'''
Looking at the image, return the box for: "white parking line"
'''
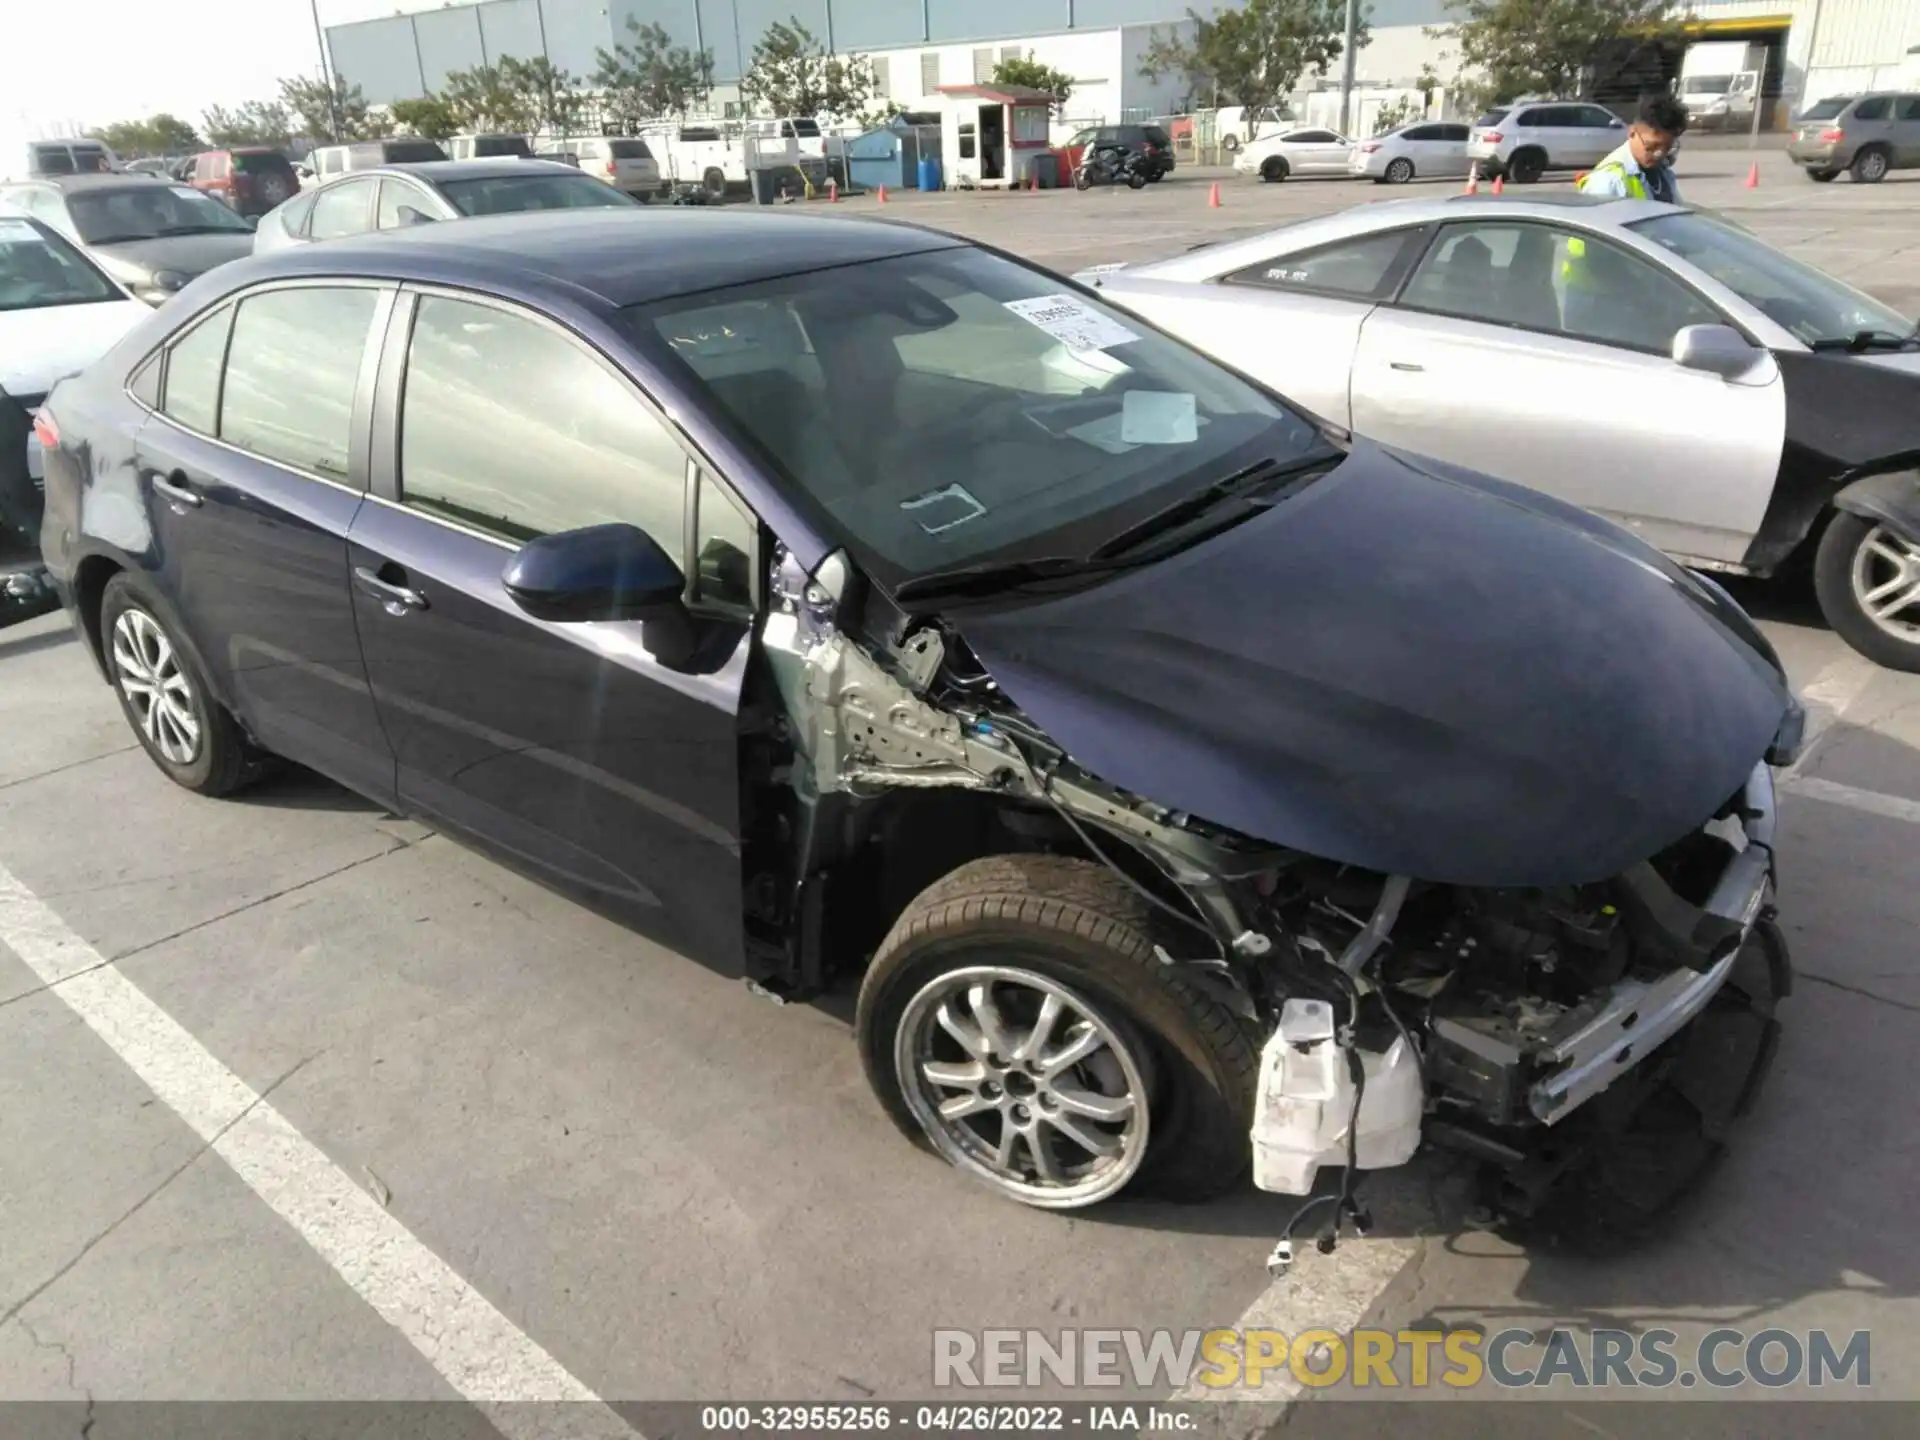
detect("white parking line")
[1788,651,1878,777]
[1783,774,1920,826]
[0,859,639,1440]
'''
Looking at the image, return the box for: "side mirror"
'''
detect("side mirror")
[1671,323,1763,380]
[395,205,435,226]
[501,523,685,623]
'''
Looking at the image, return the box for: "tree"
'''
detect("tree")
[279,75,389,143]
[739,18,877,123]
[97,113,203,157]
[1371,94,1418,133]
[1434,0,1689,106]
[201,101,294,148]
[389,96,462,141]
[1138,0,1366,137]
[593,18,715,122]
[990,52,1076,116]
[438,64,535,133]
[499,55,587,135]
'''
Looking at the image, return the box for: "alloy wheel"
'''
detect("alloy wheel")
[111,608,201,765]
[1858,150,1889,182]
[1385,158,1414,183]
[895,966,1150,1208]
[1849,523,1920,641]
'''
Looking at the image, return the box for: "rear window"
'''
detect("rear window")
[608,139,654,159]
[437,173,639,216]
[474,136,533,157]
[1143,126,1172,147]
[1474,109,1509,128]
[1798,97,1852,121]
[384,140,450,163]
[233,151,293,175]
[783,119,823,137]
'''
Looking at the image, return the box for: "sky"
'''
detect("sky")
[1,0,433,148]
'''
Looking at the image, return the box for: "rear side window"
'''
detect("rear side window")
[1441,124,1470,141]
[129,354,161,409]
[1291,129,1340,143]
[279,190,318,236]
[475,136,533,157]
[309,179,374,240]
[608,139,653,159]
[233,151,292,177]
[1798,97,1851,120]
[384,140,450,163]
[1222,230,1421,299]
[1474,110,1509,127]
[1402,125,1438,141]
[1514,108,1553,127]
[220,287,379,480]
[1898,96,1920,121]
[160,305,233,435]
[1852,96,1892,120]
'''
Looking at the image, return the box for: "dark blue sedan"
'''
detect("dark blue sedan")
[36,209,1798,1219]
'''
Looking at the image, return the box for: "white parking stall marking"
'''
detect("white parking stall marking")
[0,859,640,1440]
[1788,651,1878,778]
[1782,774,1920,827]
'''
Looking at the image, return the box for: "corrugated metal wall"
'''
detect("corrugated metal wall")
[1806,0,1920,68]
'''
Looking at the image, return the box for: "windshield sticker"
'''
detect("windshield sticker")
[900,484,987,535]
[0,218,42,242]
[1004,294,1140,352]
[1120,391,1198,445]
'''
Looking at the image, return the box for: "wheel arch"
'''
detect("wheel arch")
[1833,459,1920,547]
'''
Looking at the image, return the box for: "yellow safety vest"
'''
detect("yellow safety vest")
[1564,162,1651,284]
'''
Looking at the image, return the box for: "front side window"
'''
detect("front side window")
[0,216,122,311]
[64,184,253,244]
[435,174,638,216]
[631,246,1327,588]
[308,179,375,240]
[1630,209,1910,347]
[377,180,435,229]
[1222,230,1420,299]
[398,295,688,549]
[691,469,756,612]
[1291,130,1339,144]
[1578,106,1622,128]
[220,287,379,479]
[160,305,233,435]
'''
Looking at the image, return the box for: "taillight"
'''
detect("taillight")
[1359,142,1381,152]
[605,160,617,176]
[32,412,58,450]
[1820,127,1845,141]
[1481,130,1503,143]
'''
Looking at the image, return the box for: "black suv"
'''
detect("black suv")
[1066,123,1176,180]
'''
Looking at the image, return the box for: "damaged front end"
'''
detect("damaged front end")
[747,512,1798,1233]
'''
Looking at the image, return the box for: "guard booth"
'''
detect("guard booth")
[934,84,1057,188]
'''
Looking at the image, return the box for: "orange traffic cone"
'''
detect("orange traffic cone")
[1575,171,1589,186]
[1491,174,1504,195]
[1745,161,1760,189]
[1208,181,1221,208]
[827,178,838,202]
[877,184,888,204]
[1464,164,1480,195]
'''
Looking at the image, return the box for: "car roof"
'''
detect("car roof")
[219,208,968,309]
[14,174,170,192]
[370,159,570,182]
[1102,193,1683,282]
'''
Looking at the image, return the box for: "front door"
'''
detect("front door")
[133,281,397,803]
[1350,219,1785,565]
[346,289,755,971]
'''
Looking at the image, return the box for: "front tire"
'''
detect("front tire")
[1126,171,1147,189]
[1813,511,1920,671]
[100,574,265,795]
[1260,156,1288,183]
[856,855,1256,1208]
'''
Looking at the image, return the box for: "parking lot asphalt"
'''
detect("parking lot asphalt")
[4,143,1919,1434]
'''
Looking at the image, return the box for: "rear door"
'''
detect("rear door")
[1893,95,1920,165]
[130,281,397,801]
[1846,94,1895,155]
[307,177,377,241]
[346,287,754,971]
[1350,219,1785,564]
[1287,129,1349,174]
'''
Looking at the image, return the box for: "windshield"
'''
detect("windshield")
[1797,97,1852,121]
[628,246,1327,590]
[0,216,121,311]
[1631,210,1910,346]
[1682,75,1733,95]
[476,136,533,157]
[65,184,253,243]
[437,173,639,215]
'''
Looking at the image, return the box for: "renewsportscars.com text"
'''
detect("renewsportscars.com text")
[932,1327,1872,1391]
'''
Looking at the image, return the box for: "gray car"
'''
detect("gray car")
[1786,92,1920,183]
[1077,192,1920,670]
[1348,121,1472,183]
[253,159,639,253]
[0,175,255,305]
[1466,100,1628,183]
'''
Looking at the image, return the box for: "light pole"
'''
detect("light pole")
[1338,0,1359,136]
[308,0,344,141]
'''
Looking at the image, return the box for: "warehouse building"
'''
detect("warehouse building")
[322,0,1920,128]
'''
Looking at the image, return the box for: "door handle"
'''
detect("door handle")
[353,565,428,613]
[1389,361,1425,373]
[150,470,201,507]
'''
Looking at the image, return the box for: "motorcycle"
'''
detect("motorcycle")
[1074,143,1150,191]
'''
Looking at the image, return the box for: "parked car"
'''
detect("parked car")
[1078,191,1920,670]
[0,215,146,558]
[446,133,533,161]
[1467,101,1627,183]
[1232,128,1355,182]
[1349,121,1472,183]
[308,139,451,182]
[122,158,175,177]
[24,138,117,177]
[1786,92,1920,182]
[188,147,300,217]
[36,208,1797,1223]
[253,160,639,253]
[0,175,255,305]
[565,136,664,198]
[1061,124,1175,181]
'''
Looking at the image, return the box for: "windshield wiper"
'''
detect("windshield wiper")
[78,233,154,246]
[892,554,1132,604]
[1089,449,1343,561]
[1808,328,1920,353]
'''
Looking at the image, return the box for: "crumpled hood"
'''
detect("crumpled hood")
[92,233,253,284]
[958,440,1793,889]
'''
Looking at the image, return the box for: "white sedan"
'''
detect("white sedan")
[1232,128,1356,182]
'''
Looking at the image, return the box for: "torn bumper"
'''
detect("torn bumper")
[1529,761,1777,1125]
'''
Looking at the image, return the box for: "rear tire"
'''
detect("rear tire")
[1813,510,1920,671]
[1126,171,1147,189]
[99,573,269,796]
[1507,148,1546,184]
[702,166,727,197]
[1807,168,1839,183]
[856,854,1257,1208]
[1384,157,1415,184]
[1851,146,1890,183]
[1260,156,1288,183]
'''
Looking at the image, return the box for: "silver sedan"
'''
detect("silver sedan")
[1076,193,1920,670]
[1348,121,1474,183]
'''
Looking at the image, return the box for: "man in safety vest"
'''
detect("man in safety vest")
[1561,93,1689,336]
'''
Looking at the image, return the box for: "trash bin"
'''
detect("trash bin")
[917,156,942,192]
[750,166,799,205]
